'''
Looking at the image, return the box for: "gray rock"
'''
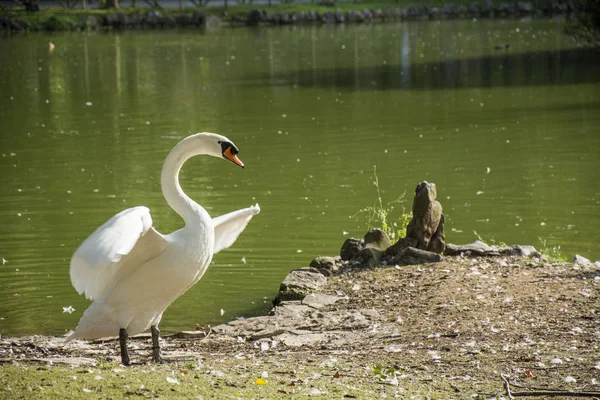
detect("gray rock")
[175,14,194,26]
[385,236,418,259]
[347,10,365,22]
[144,10,162,26]
[191,11,206,25]
[442,4,456,16]
[206,15,221,28]
[500,245,540,258]
[364,228,392,251]
[322,11,335,23]
[247,9,264,26]
[85,15,98,29]
[305,11,318,22]
[573,254,591,265]
[405,181,445,254]
[281,13,292,24]
[274,330,329,348]
[302,293,342,309]
[444,240,495,256]
[309,256,341,276]
[389,8,402,18]
[356,247,384,267]
[212,315,274,338]
[517,1,534,13]
[164,16,176,27]
[455,5,468,15]
[388,246,443,266]
[341,238,364,261]
[406,7,421,18]
[481,0,495,14]
[167,330,209,339]
[446,241,542,259]
[340,230,392,267]
[274,268,327,304]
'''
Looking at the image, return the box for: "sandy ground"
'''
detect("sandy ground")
[1,255,599,398]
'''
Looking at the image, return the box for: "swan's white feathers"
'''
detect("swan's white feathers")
[70,206,168,301]
[213,203,260,254]
[67,133,259,346]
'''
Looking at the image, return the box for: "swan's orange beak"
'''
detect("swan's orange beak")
[224,147,245,168]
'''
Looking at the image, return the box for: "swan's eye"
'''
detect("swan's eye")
[220,141,239,155]
[220,141,244,168]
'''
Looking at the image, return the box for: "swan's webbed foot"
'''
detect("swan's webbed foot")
[119,328,130,366]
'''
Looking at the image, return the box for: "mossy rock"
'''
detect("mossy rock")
[273,268,327,305]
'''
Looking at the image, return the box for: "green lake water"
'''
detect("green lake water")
[1,19,599,337]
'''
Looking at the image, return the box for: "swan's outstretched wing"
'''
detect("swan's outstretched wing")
[212,204,260,254]
[70,206,168,301]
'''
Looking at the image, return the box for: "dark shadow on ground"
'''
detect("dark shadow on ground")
[257,47,600,91]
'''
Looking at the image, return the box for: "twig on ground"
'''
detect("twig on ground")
[501,374,600,398]
[203,325,212,340]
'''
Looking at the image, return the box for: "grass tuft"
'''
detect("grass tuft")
[538,237,569,263]
[354,166,412,240]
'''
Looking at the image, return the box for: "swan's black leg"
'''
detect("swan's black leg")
[151,325,165,363]
[119,328,130,366]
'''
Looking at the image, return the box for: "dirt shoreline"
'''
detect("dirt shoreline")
[2,253,599,398]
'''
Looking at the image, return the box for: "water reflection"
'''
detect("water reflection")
[270,47,600,90]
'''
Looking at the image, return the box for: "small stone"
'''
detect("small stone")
[309,256,340,276]
[573,254,591,265]
[445,241,494,256]
[363,229,392,251]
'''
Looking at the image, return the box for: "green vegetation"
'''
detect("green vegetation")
[1,0,563,30]
[0,0,577,33]
[0,360,437,399]
[0,363,249,399]
[472,232,569,263]
[565,0,600,47]
[473,230,507,247]
[355,166,412,240]
[538,237,569,263]
[372,363,400,381]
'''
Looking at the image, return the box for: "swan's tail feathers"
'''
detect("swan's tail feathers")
[64,301,121,342]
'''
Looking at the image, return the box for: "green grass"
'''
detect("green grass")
[1,363,243,399]
[354,166,412,240]
[538,237,569,263]
[0,359,443,399]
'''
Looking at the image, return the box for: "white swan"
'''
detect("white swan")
[65,132,260,365]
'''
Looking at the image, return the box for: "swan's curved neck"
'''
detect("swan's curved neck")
[160,136,212,224]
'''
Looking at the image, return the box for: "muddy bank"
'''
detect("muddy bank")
[2,251,599,397]
[1,1,572,33]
